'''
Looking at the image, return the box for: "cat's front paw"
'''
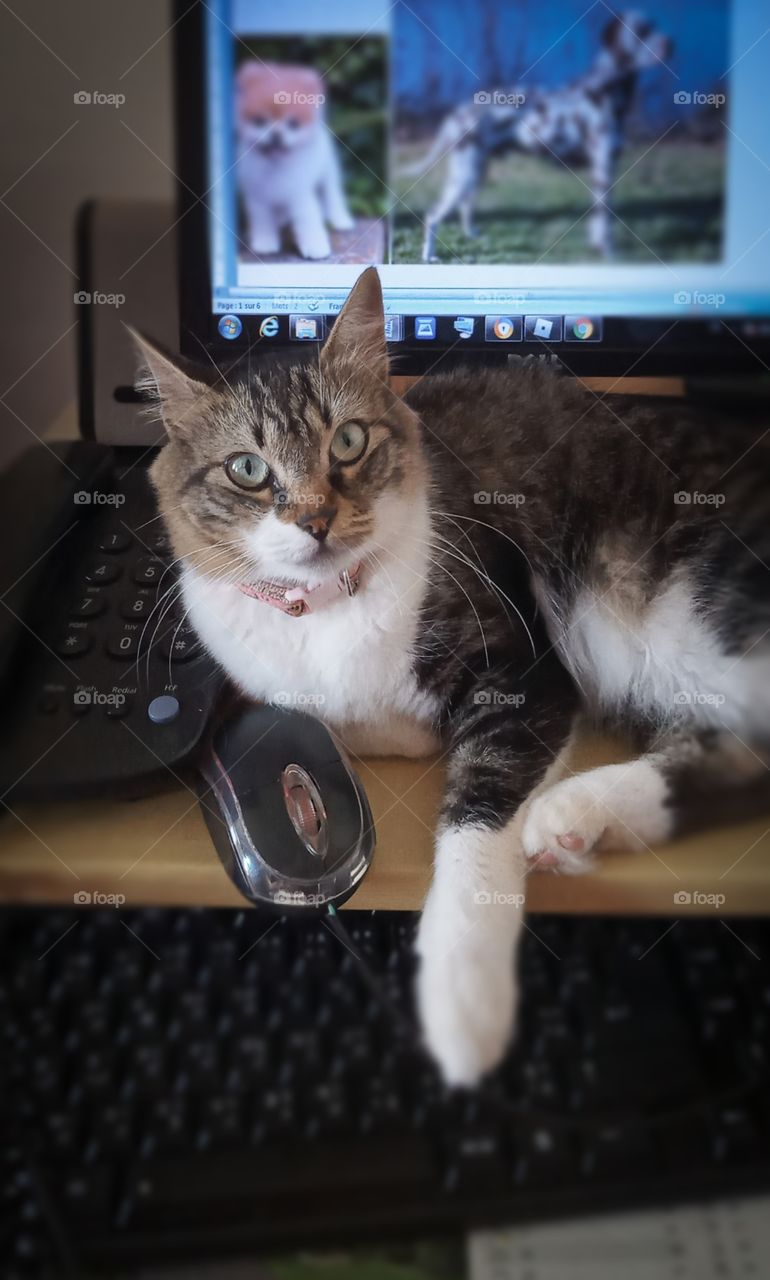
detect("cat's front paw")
[415,891,519,1086]
[522,777,607,873]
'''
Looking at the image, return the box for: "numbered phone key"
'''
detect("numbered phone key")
[133,558,166,587]
[120,593,153,621]
[70,592,107,619]
[85,559,122,585]
[106,628,142,660]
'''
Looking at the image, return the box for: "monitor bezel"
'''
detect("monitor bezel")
[174,0,770,378]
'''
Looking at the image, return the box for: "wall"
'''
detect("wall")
[0,0,175,468]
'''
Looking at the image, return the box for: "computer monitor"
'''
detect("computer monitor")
[176,0,770,374]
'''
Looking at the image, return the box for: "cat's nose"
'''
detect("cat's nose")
[296,507,336,543]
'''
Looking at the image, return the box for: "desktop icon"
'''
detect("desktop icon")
[453,316,475,340]
[259,316,280,338]
[565,315,603,342]
[290,315,321,341]
[414,316,436,340]
[217,314,242,340]
[525,315,563,342]
[484,315,523,342]
[384,315,404,342]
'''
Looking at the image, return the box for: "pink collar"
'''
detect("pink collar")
[235,562,362,617]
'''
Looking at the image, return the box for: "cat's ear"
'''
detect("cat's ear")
[130,329,211,435]
[321,267,387,382]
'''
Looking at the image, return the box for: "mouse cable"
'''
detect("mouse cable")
[323,904,419,1044]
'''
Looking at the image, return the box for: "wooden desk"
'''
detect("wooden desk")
[2,379,768,915]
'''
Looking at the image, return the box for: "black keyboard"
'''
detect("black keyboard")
[3,907,769,1276]
[0,445,224,800]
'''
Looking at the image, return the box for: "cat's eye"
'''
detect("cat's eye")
[225,452,271,490]
[330,422,367,465]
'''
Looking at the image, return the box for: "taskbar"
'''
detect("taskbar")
[209,311,770,356]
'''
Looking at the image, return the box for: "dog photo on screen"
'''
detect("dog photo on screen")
[234,35,387,264]
[392,0,727,264]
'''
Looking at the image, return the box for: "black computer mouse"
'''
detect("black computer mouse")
[197,704,375,910]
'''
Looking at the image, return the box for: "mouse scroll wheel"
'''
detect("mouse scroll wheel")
[281,764,328,859]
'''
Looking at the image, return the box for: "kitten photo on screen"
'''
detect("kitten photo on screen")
[236,61,354,260]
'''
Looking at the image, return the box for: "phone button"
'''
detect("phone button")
[147,695,180,724]
[99,530,132,554]
[120,594,153,620]
[106,695,132,719]
[133,557,166,586]
[106,628,141,660]
[85,559,122,585]
[70,592,107,619]
[56,630,93,656]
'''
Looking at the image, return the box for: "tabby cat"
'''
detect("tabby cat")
[139,269,770,1085]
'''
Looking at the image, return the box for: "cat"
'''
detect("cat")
[138,268,770,1087]
[235,60,354,260]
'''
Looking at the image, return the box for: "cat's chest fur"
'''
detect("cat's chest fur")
[181,545,442,757]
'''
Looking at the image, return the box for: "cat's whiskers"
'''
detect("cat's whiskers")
[135,538,247,685]
[426,517,538,659]
[431,510,536,577]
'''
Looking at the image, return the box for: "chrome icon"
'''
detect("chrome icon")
[571,317,594,340]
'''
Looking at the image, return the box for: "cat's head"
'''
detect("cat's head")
[138,269,424,588]
[236,60,324,154]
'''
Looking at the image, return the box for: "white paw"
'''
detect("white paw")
[297,232,332,259]
[522,777,607,874]
[329,213,355,232]
[249,234,280,256]
[415,890,519,1086]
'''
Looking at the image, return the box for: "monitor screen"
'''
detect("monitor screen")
[177,0,770,372]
